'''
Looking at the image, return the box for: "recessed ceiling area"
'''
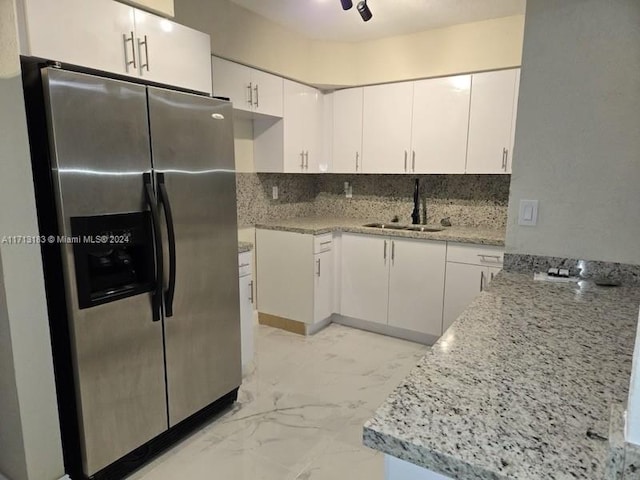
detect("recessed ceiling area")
[229,0,526,42]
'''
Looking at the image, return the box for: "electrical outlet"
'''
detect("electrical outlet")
[272,185,278,200]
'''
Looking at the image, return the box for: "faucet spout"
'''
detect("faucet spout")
[411,178,420,225]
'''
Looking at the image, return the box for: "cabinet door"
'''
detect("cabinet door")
[387,239,446,336]
[22,0,135,76]
[238,273,254,373]
[466,69,518,174]
[411,76,470,174]
[362,82,414,173]
[442,262,485,333]
[134,10,212,94]
[211,56,253,112]
[251,69,284,117]
[313,250,333,323]
[332,88,364,173]
[283,79,322,173]
[340,234,390,325]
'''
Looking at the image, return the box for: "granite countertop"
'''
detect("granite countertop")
[254,217,505,246]
[364,272,640,479]
[238,241,254,253]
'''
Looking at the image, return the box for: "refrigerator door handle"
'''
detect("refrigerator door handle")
[157,173,176,318]
[143,173,163,322]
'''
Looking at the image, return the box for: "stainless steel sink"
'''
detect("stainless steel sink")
[405,226,444,232]
[362,223,408,230]
[362,223,445,233]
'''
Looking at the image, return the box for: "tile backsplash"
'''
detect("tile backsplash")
[236,173,510,229]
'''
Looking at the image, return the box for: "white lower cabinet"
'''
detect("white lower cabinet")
[314,249,334,325]
[256,229,333,328]
[238,251,254,375]
[340,234,390,325]
[442,243,504,333]
[340,233,447,338]
[387,238,446,336]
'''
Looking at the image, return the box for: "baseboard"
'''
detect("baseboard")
[258,312,332,336]
[258,312,306,335]
[333,315,438,346]
[305,316,332,335]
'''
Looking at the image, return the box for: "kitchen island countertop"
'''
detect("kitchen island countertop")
[255,217,505,246]
[364,272,640,479]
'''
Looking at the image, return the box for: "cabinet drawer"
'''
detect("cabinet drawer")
[446,243,504,266]
[314,234,333,254]
[238,251,252,277]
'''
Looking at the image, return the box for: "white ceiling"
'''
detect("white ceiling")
[229,0,526,42]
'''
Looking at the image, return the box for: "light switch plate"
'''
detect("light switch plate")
[518,199,538,226]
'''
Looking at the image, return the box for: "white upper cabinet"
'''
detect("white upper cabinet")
[133,10,211,94]
[251,69,284,117]
[19,0,212,94]
[362,82,414,173]
[211,56,252,109]
[283,79,324,173]
[411,75,471,174]
[466,69,519,174]
[20,0,135,76]
[332,88,364,174]
[211,56,283,117]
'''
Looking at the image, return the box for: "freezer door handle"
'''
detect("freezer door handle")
[143,173,163,322]
[157,173,176,317]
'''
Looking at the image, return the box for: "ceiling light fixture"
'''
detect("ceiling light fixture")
[340,0,353,10]
[357,0,373,21]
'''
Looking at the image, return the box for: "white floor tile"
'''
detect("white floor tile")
[125,324,426,479]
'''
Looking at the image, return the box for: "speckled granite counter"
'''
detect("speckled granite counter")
[364,272,640,479]
[255,217,505,246]
[238,241,253,253]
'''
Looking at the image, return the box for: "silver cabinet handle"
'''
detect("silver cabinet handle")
[248,82,254,106]
[316,258,321,277]
[254,84,259,108]
[305,151,309,169]
[490,272,495,282]
[480,271,485,292]
[384,240,387,261]
[355,152,359,172]
[412,151,416,172]
[478,254,502,262]
[404,151,408,172]
[249,280,254,303]
[123,32,136,71]
[502,148,508,171]
[138,35,149,72]
[391,240,395,262]
[300,151,305,169]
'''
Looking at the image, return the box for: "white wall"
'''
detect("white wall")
[118,0,174,17]
[505,0,640,265]
[0,1,65,479]
[175,0,524,87]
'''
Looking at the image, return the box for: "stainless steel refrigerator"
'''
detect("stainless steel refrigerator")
[31,66,241,478]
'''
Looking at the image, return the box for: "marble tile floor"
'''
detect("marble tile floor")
[127,324,428,480]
